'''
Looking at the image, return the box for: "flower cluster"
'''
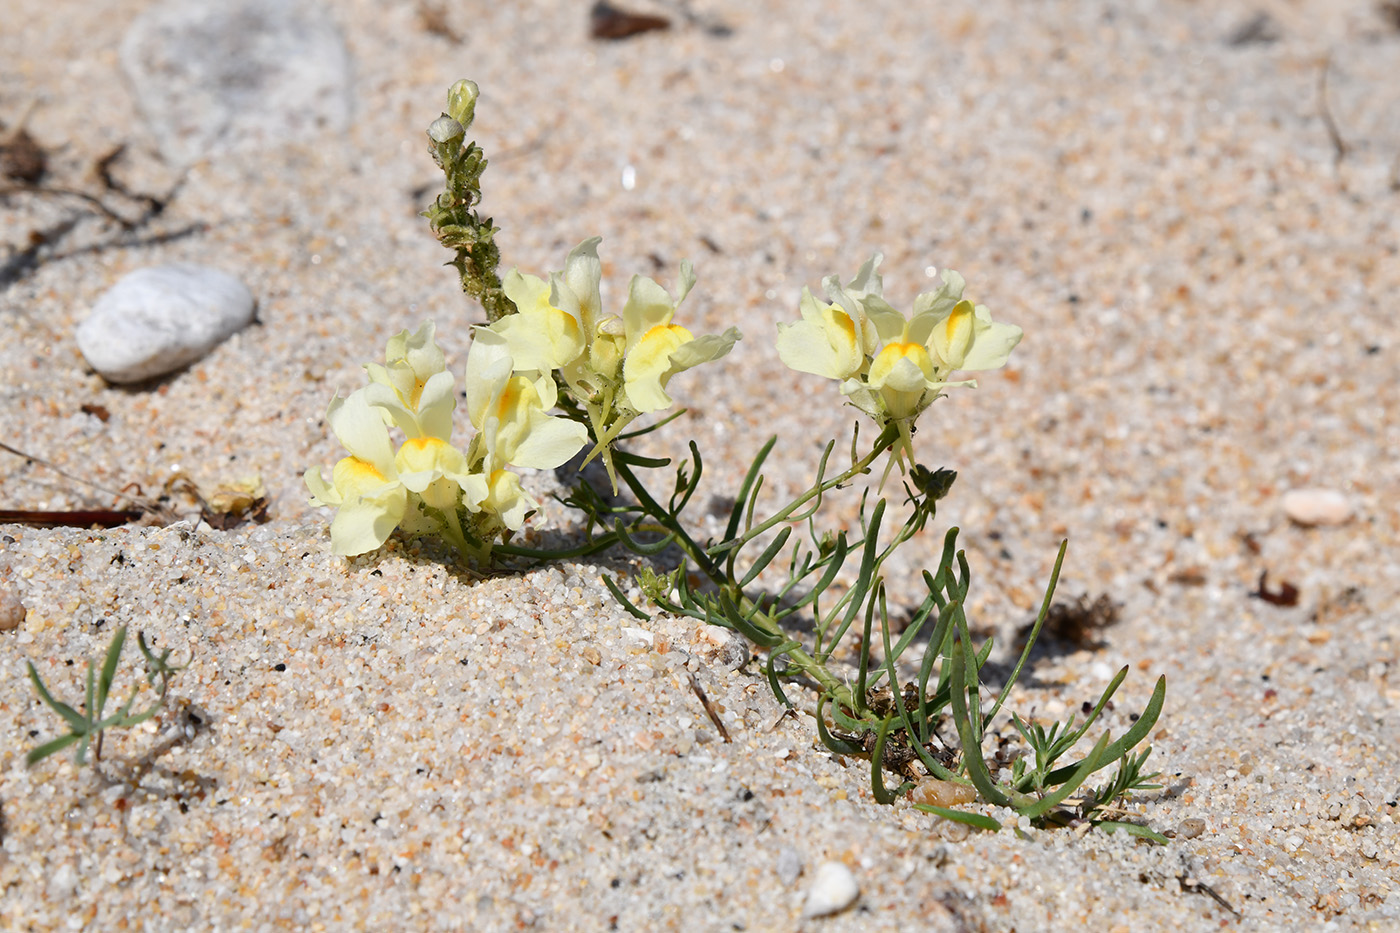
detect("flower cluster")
[491,238,741,489]
[777,255,1022,473]
[305,241,742,559]
[304,322,587,558]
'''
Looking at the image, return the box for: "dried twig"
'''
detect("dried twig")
[687,672,731,743]
[0,440,175,524]
[1317,54,1350,178]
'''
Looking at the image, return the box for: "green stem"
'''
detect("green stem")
[718,423,900,554]
[607,439,905,710]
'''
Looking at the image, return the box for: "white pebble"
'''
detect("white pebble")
[76,264,256,383]
[801,861,859,918]
[1281,488,1353,527]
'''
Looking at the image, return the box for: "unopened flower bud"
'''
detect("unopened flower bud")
[446,79,480,127]
[428,115,464,145]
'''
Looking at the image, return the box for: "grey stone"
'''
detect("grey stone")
[120,0,352,167]
[775,846,803,887]
[77,264,256,384]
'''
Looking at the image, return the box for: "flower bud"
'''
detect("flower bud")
[428,115,464,145]
[446,79,480,128]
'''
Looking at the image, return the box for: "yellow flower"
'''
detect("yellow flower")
[304,390,408,556]
[489,267,587,374]
[618,260,740,413]
[394,435,472,512]
[779,260,1022,478]
[775,255,885,381]
[363,321,455,439]
[464,328,588,471]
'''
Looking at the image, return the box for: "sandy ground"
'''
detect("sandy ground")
[2,0,1399,930]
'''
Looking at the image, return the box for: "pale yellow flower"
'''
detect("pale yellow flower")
[780,260,1022,479]
[464,328,588,471]
[618,261,740,413]
[775,255,886,381]
[364,322,455,439]
[489,267,587,374]
[304,389,409,556]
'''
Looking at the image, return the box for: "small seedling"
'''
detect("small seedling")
[26,625,187,769]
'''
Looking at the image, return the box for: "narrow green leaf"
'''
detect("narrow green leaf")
[776,536,843,615]
[785,440,837,523]
[612,517,675,556]
[1060,666,1128,748]
[617,407,687,440]
[611,450,671,468]
[601,574,651,620]
[949,637,1010,806]
[914,804,1002,832]
[853,586,880,715]
[671,441,704,514]
[980,539,1067,726]
[723,436,777,542]
[827,700,866,733]
[96,627,129,712]
[1044,676,1167,786]
[883,606,958,781]
[717,593,783,648]
[815,694,865,755]
[738,526,792,588]
[956,616,984,747]
[741,475,766,534]
[1020,730,1113,819]
[763,642,802,707]
[25,733,83,766]
[916,599,959,742]
[27,663,89,732]
[102,700,162,731]
[833,499,886,650]
[870,716,905,805]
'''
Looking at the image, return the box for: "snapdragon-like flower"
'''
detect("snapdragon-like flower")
[618,261,741,414]
[304,389,409,556]
[775,255,886,382]
[462,328,589,532]
[487,238,740,490]
[364,322,455,439]
[779,258,1022,475]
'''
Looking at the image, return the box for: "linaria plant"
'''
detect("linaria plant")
[305,80,1168,836]
[26,626,187,773]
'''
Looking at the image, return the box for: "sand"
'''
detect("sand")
[2,0,1398,929]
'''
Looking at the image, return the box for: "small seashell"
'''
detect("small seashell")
[801,861,859,918]
[0,587,25,632]
[1281,488,1353,527]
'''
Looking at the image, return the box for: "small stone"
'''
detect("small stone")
[77,265,256,383]
[120,0,352,166]
[0,587,24,631]
[1175,818,1206,839]
[1281,488,1353,527]
[775,846,803,887]
[909,779,978,809]
[699,625,749,670]
[801,861,859,918]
